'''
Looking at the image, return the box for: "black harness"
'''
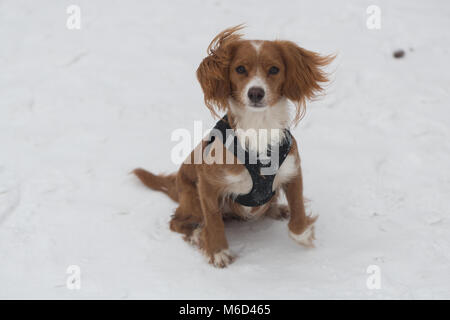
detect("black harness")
[206,115,293,207]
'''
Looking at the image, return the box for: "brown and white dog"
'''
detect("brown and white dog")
[134,26,333,268]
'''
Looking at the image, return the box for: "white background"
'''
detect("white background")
[1,0,449,299]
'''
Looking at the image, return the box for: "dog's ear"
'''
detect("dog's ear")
[276,41,334,124]
[197,25,244,118]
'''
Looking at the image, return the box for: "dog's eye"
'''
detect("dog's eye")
[268,66,279,75]
[236,66,246,74]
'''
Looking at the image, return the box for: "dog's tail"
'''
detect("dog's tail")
[133,168,178,202]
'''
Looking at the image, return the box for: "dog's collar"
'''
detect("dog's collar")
[206,115,292,207]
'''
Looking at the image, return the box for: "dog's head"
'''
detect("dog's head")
[196,25,334,124]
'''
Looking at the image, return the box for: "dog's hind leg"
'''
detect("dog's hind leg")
[169,181,204,246]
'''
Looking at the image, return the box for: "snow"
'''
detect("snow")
[1,0,450,299]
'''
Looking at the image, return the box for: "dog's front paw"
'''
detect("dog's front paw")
[289,216,317,248]
[208,249,235,268]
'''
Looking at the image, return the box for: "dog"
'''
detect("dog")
[134,25,333,268]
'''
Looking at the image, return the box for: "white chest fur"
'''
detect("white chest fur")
[230,98,290,155]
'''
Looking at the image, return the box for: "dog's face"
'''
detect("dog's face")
[228,41,286,111]
[197,25,333,123]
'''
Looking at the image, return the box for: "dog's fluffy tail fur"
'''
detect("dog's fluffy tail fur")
[133,168,178,202]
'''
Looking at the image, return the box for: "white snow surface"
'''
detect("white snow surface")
[1,0,450,299]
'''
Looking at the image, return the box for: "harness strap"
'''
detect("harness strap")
[206,115,293,207]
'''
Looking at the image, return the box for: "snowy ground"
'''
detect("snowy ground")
[1,0,450,299]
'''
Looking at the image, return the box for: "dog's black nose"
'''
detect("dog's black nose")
[247,87,265,103]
